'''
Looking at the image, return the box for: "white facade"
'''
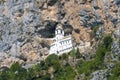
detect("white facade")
[49,24,73,55]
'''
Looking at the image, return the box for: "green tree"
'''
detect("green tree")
[45,54,60,71]
[69,48,76,57]
[112,62,120,77]
[61,53,68,60]
[54,63,76,80]
[0,69,9,80]
[76,48,81,59]
[9,62,27,80]
[108,62,120,80]
[0,62,27,80]
[91,26,99,39]
[103,35,113,51]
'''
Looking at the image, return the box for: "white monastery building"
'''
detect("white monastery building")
[49,23,73,55]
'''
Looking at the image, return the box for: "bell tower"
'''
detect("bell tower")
[55,23,64,40]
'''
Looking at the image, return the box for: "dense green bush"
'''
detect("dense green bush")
[76,46,106,76]
[0,62,27,80]
[102,35,113,51]
[108,62,120,80]
[45,54,60,71]
[54,63,76,80]
[61,53,68,60]
[69,48,81,59]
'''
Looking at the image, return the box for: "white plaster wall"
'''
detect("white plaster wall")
[49,36,73,55]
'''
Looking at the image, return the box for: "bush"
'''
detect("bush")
[76,48,81,59]
[69,48,76,57]
[103,35,113,51]
[91,26,99,38]
[76,43,106,76]
[69,48,81,59]
[54,63,76,80]
[108,62,120,80]
[0,62,27,80]
[112,62,120,77]
[45,54,60,71]
[61,53,68,60]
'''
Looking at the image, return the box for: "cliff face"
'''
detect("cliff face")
[0,0,120,67]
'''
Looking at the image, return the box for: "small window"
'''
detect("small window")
[15,0,18,2]
[53,40,56,42]
[29,0,32,3]
[61,30,62,34]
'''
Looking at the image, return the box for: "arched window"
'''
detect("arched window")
[61,30,62,34]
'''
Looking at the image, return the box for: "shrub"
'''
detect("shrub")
[102,35,113,51]
[45,54,60,71]
[108,62,120,80]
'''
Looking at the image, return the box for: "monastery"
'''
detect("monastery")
[49,23,73,55]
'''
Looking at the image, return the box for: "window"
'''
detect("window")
[14,0,18,3]
[60,42,62,45]
[61,30,62,34]
[28,0,32,3]
[53,39,56,42]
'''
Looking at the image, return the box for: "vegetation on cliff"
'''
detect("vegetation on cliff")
[0,35,119,80]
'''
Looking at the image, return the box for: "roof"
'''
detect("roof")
[56,23,63,30]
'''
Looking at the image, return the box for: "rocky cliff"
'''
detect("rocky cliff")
[0,0,120,69]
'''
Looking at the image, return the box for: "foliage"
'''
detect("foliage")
[112,62,120,77]
[54,63,76,80]
[91,26,99,38]
[76,48,81,59]
[0,62,27,80]
[76,39,107,76]
[108,62,120,80]
[69,48,81,59]
[61,53,68,60]
[48,33,55,38]
[0,35,114,80]
[45,54,60,71]
[94,44,106,66]
[102,35,113,51]
[69,48,76,57]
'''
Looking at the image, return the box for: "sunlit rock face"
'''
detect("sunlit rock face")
[0,0,120,67]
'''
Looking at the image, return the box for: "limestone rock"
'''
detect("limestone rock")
[91,70,108,80]
[0,0,120,67]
